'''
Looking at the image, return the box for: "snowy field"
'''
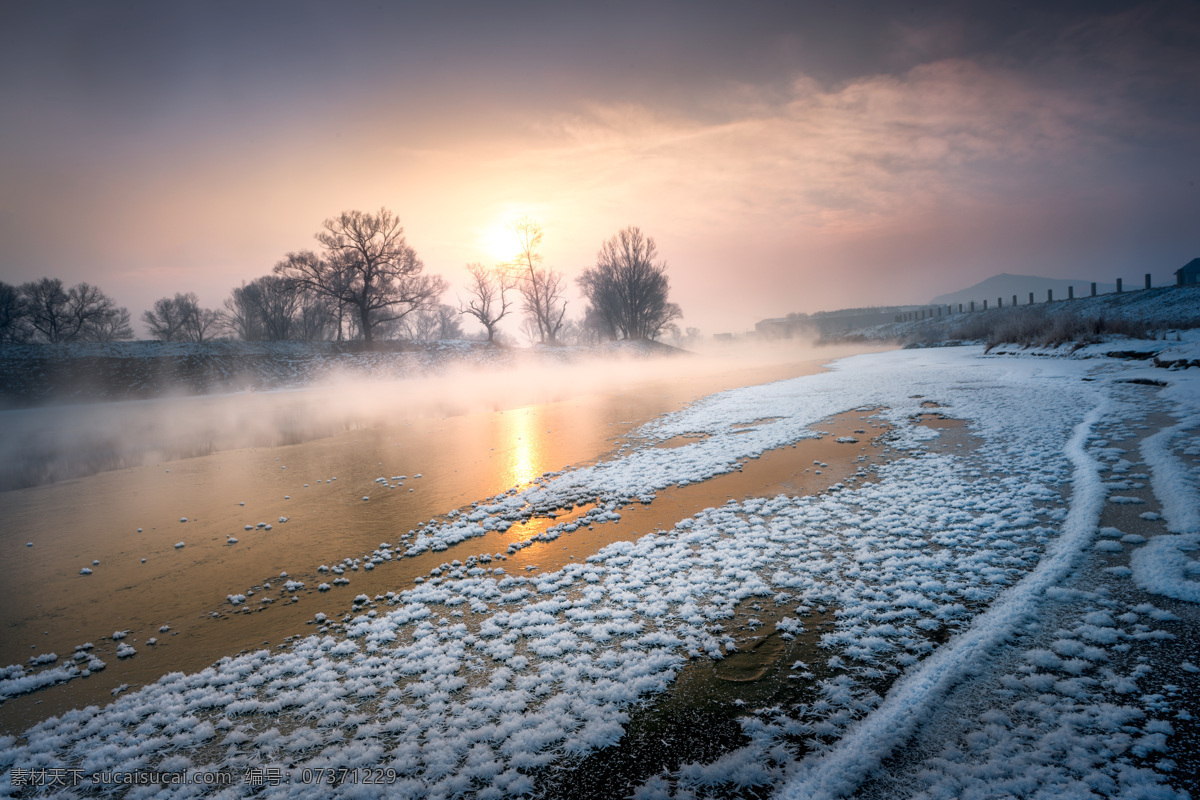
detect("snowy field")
[3,338,1200,799]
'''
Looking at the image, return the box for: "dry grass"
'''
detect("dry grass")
[982,310,1149,351]
[901,308,1158,350]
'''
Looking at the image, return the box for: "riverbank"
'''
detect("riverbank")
[3,342,1198,799]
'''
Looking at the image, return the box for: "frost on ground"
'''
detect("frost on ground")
[3,347,1199,799]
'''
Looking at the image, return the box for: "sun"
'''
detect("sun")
[479,221,519,265]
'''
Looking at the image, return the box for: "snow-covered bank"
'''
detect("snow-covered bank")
[3,345,1199,798]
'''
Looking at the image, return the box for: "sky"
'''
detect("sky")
[1,0,1198,336]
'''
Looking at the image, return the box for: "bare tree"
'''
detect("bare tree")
[4,280,132,344]
[518,317,542,346]
[86,305,134,342]
[295,293,336,341]
[224,276,304,341]
[19,279,131,343]
[143,292,220,342]
[256,276,302,341]
[20,278,77,343]
[578,226,681,340]
[223,283,265,342]
[435,304,463,339]
[65,284,107,337]
[669,326,703,350]
[0,282,32,344]
[143,294,192,341]
[271,251,351,342]
[555,317,583,346]
[459,263,513,343]
[78,285,133,342]
[186,306,224,343]
[275,208,447,343]
[406,306,441,340]
[402,305,461,340]
[509,217,567,344]
[581,305,616,344]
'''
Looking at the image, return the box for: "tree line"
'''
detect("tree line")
[0,279,133,344]
[1,208,683,346]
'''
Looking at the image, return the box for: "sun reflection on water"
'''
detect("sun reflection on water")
[506,407,540,490]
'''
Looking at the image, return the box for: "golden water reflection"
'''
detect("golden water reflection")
[505,407,541,490]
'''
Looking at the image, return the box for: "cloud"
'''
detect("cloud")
[492,55,1139,242]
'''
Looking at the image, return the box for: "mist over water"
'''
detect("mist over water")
[0,341,853,491]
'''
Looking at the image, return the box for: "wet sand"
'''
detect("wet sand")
[0,343,890,734]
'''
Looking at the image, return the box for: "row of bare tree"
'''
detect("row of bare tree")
[2,208,683,346]
[0,279,133,344]
[217,209,680,346]
[452,217,681,345]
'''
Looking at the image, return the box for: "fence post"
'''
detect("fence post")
[1029,292,1034,304]
[1068,286,1074,300]
[1117,278,1123,293]
[970,301,975,312]
[1048,289,1053,302]
[1145,273,1152,290]
[959,304,963,313]
[1013,294,1018,307]
[1091,282,1097,296]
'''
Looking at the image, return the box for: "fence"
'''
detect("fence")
[895,273,1167,322]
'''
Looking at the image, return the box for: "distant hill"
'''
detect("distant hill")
[931,273,1117,307]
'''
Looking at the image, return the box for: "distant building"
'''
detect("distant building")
[755,314,812,339]
[1177,258,1200,286]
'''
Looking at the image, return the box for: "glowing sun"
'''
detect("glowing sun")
[480,221,520,265]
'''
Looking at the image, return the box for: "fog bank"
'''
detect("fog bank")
[0,340,868,491]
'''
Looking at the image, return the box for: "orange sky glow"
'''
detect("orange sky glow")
[1,2,1197,337]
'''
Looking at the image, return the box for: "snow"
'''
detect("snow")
[5,342,1200,799]
[781,397,1113,798]
[1131,536,1200,603]
[1129,407,1200,604]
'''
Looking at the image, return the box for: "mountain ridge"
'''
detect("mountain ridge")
[931,273,1118,307]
